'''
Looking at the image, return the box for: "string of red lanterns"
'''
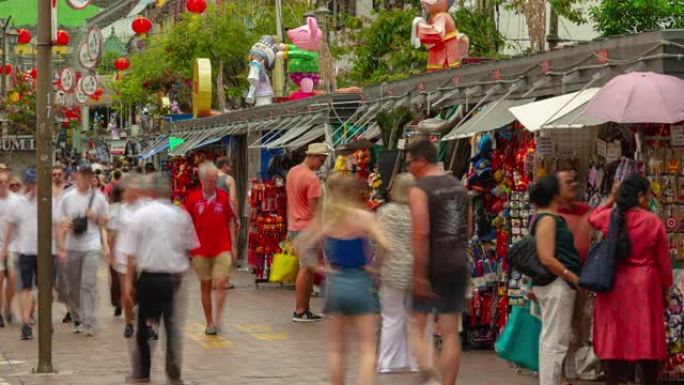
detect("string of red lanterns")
[17,29,31,45]
[114,57,130,72]
[186,0,207,15]
[56,30,70,46]
[132,16,152,36]
[0,64,12,75]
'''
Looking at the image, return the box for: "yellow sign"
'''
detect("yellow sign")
[192,58,212,118]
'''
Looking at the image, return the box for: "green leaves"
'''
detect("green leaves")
[113,0,309,111]
[337,6,503,86]
[505,0,587,25]
[453,7,505,57]
[337,9,426,86]
[589,0,684,36]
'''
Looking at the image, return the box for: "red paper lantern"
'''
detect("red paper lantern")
[0,64,12,75]
[30,68,37,79]
[186,0,207,14]
[132,16,152,36]
[56,30,69,46]
[17,29,31,45]
[114,57,130,71]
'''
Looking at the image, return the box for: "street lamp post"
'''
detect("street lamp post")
[36,0,54,373]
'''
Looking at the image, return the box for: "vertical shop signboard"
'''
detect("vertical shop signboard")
[536,136,554,157]
[671,125,684,147]
[595,138,607,160]
[606,140,621,164]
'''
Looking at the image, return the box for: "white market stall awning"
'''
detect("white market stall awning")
[443,98,532,140]
[509,88,605,132]
[265,114,324,149]
[285,125,326,151]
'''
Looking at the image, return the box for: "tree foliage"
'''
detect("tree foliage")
[504,0,587,24]
[589,0,684,36]
[6,77,36,135]
[113,0,308,112]
[337,6,504,86]
[338,9,426,86]
[453,6,505,57]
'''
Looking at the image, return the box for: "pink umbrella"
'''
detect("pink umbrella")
[584,72,684,124]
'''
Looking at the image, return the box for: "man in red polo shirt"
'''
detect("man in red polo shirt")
[184,162,234,335]
[557,170,601,381]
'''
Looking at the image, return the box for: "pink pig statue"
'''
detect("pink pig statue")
[278,17,322,100]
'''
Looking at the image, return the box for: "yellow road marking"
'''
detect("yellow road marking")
[234,324,289,341]
[184,322,232,349]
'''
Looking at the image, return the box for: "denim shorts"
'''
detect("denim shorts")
[324,269,379,316]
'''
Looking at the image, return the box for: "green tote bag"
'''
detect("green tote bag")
[494,304,541,372]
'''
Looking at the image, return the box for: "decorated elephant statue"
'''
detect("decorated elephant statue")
[246,35,279,106]
[411,0,470,72]
[278,16,321,101]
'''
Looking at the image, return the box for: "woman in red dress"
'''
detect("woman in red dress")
[588,175,672,385]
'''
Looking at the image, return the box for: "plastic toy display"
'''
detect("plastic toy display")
[278,16,321,101]
[246,35,279,106]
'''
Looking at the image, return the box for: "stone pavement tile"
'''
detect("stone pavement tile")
[0,268,550,385]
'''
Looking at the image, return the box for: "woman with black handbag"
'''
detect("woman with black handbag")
[588,174,672,385]
[529,176,582,385]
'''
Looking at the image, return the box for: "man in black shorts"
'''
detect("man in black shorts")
[406,140,472,385]
[2,170,40,340]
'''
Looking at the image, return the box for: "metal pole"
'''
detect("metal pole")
[274,0,286,99]
[36,0,54,373]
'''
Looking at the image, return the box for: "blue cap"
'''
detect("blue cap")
[23,169,37,184]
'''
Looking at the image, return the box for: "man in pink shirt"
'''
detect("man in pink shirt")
[286,143,328,322]
[557,170,601,381]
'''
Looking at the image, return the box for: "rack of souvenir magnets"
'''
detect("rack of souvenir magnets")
[247,179,288,286]
[504,191,533,307]
[643,145,684,267]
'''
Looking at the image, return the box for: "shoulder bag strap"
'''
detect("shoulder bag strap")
[85,189,95,214]
[606,208,619,240]
[530,213,552,235]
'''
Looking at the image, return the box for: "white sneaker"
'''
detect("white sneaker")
[73,323,83,334]
[84,327,95,337]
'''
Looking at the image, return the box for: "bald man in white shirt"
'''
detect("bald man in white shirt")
[120,173,198,385]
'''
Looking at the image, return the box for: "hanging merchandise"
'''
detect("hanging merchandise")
[247,179,287,284]
[664,282,684,382]
[465,239,500,349]
[462,126,536,349]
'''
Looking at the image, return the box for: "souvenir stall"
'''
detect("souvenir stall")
[334,139,384,210]
[170,149,223,203]
[461,124,536,349]
[167,135,243,201]
[633,123,684,382]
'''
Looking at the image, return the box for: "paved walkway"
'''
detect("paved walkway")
[0,268,542,385]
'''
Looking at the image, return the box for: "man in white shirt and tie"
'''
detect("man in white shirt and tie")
[120,173,199,385]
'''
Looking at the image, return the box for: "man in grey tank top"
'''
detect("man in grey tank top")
[406,140,472,385]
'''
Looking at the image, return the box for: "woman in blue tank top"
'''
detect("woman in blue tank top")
[296,173,390,385]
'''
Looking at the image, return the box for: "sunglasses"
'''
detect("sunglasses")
[9,183,20,188]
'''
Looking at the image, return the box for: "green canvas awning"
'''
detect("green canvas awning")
[0,1,102,28]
